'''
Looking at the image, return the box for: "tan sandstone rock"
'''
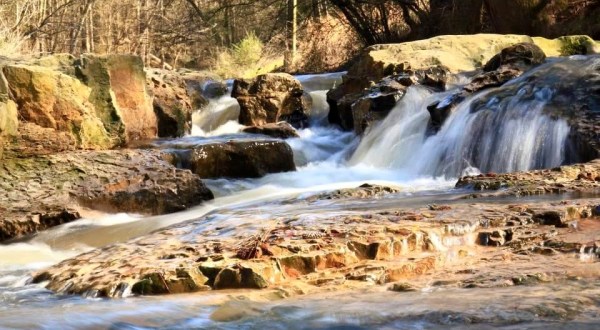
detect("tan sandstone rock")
[77,54,157,144]
[3,64,112,150]
[232,73,311,128]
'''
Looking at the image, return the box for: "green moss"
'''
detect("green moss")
[559,36,590,56]
[131,273,169,295]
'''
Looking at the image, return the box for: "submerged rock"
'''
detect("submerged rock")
[232,73,311,128]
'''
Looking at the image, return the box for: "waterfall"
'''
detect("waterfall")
[190,92,242,137]
[349,57,598,178]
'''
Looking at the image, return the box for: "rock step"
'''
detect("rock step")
[30,193,600,298]
[147,139,297,179]
[0,149,214,241]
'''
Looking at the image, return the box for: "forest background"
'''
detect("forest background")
[1,0,598,77]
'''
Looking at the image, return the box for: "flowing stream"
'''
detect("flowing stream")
[1,56,599,329]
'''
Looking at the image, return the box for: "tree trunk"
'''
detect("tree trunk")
[284,0,297,71]
[69,0,92,54]
[312,0,321,20]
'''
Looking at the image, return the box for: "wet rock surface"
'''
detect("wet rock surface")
[242,122,299,139]
[232,73,311,128]
[306,183,400,201]
[456,159,600,196]
[427,43,547,131]
[146,69,207,138]
[327,66,447,134]
[328,35,599,134]
[32,191,600,298]
[160,140,296,179]
[0,149,213,241]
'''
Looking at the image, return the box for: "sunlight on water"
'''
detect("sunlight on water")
[2,61,599,328]
[352,83,570,177]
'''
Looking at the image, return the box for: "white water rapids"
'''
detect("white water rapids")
[1,56,597,329]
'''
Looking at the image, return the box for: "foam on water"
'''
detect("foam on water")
[351,83,570,177]
[1,63,597,328]
[191,93,242,136]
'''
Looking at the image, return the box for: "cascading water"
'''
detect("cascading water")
[2,56,599,329]
[350,57,598,177]
[190,85,243,136]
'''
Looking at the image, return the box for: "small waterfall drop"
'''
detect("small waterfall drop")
[349,57,596,177]
[191,92,242,136]
[190,72,345,136]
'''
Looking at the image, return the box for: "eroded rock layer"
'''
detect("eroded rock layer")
[32,162,600,298]
[0,149,214,241]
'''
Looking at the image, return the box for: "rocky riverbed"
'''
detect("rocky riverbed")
[1,34,600,328]
[30,166,600,298]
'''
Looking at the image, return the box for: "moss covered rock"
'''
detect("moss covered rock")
[2,64,112,150]
[76,54,157,144]
[0,69,18,158]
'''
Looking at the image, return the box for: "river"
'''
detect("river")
[1,57,599,329]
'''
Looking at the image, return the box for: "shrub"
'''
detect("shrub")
[559,36,589,56]
[231,32,263,67]
[211,32,282,78]
[0,25,26,58]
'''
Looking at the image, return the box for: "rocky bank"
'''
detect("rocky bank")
[32,167,600,297]
[0,54,298,241]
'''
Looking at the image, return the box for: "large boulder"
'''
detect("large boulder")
[76,54,157,144]
[232,73,311,128]
[0,70,18,158]
[1,54,163,154]
[328,67,447,134]
[0,149,214,241]
[427,43,546,130]
[146,69,207,138]
[76,150,214,215]
[159,140,296,179]
[347,34,598,81]
[482,42,546,72]
[2,64,112,150]
[329,34,599,131]
[0,99,18,158]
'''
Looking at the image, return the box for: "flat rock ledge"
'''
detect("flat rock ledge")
[32,193,600,298]
[457,159,600,196]
[0,149,214,241]
[305,183,401,202]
